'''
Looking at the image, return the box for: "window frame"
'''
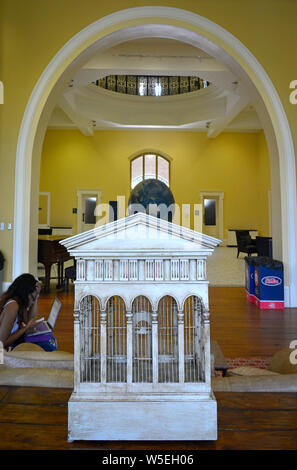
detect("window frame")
[130,153,171,189]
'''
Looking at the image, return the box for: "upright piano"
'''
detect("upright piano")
[38,236,72,293]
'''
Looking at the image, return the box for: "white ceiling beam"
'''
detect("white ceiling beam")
[58,95,94,136]
[74,66,234,85]
[207,92,251,138]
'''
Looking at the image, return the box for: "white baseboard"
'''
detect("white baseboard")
[284,285,297,308]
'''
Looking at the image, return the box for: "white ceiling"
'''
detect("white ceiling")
[48,38,262,136]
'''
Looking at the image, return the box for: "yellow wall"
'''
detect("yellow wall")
[40,129,271,239]
[1,0,297,281]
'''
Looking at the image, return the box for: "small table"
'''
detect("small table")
[211,340,229,377]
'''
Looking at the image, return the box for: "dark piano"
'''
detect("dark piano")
[38,237,72,293]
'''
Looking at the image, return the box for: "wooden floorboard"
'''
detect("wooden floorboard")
[0,422,70,450]
[0,286,296,450]
[216,392,297,410]
[0,388,296,450]
[218,408,297,431]
[0,387,10,402]
[1,386,72,405]
[0,403,67,426]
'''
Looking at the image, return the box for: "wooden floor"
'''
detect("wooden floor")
[1,285,297,451]
[38,285,297,357]
[0,387,297,450]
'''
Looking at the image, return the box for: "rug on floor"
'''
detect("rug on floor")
[215,356,272,377]
[227,356,271,369]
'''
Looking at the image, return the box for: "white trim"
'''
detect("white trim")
[268,189,272,238]
[13,7,297,306]
[128,149,173,162]
[284,286,290,308]
[38,191,51,228]
[200,191,224,243]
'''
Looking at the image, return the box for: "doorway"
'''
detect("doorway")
[200,191,224,242]
[38,192,51,229]
[77,190,101,233]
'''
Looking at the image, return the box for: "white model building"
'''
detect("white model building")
[61,212,220,441]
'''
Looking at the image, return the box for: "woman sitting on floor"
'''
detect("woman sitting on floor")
[0,273,57,351]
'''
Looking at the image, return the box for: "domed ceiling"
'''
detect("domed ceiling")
[48,38,261,136]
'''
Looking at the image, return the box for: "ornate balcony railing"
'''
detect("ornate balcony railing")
[93,75,211,96]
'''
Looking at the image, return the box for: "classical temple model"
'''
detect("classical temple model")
[61,213,220,441]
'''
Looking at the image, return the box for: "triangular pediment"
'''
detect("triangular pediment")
[60,213,221,255]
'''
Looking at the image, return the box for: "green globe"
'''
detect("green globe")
[128,179,175,221]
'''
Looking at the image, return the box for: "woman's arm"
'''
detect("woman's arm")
[0,302,35,349]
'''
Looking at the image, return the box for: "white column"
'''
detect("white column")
[73,309,80,391]
[178,311,184,383]
[194,297,200,377]
[152,311,158,384]
[202,310,211,386]
[77,259,85,280]
[100,309,107,383]
[126,311,133,383]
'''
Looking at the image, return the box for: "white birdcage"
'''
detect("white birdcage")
[61,213,220,441]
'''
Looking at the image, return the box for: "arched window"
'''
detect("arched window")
[130,153,170,189]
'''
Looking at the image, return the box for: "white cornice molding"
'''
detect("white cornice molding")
[60,212,221,251]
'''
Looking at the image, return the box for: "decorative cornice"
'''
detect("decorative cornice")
[60,212,221,251]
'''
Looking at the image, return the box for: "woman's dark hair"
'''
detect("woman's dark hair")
[0,273,37,312]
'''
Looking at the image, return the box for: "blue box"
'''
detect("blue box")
[245,256,268,304]
[254,259,284,309]
[245,256,257,303]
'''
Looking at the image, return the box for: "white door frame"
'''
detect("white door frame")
[12,7,297,306]
[77,189,102,234]
[200,191,224,243]
[38,191,51,228]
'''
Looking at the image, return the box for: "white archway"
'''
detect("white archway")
[13,7,297,306]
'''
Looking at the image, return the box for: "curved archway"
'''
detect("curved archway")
[131,295,153,314]
[182,293,205,312]
[13,6,297,306]
[79,293,102,311]
[156,293,181,313]
[128,148,173,163]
